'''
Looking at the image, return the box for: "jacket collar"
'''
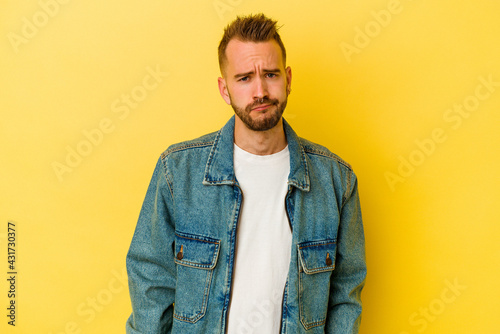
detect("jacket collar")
[203,116,310,192]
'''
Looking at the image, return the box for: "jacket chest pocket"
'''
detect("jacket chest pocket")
[297,239,336,330]
[173,231,220,323]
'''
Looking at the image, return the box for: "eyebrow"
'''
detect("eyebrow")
[233,68,281,79]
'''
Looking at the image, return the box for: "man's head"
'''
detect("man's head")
[218,13,287,75]
[217,14,292,132]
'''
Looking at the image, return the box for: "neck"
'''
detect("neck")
[234,117,287,155]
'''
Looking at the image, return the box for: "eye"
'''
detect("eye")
[238,76,249,82]
[266,73,277,78]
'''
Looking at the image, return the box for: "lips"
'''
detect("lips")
[252,104,272,111]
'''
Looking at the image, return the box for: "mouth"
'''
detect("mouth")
[251,104,272,112]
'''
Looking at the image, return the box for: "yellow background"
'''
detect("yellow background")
[1,0,499,333]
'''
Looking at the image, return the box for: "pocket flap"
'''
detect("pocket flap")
[298,239,336,274]
[174,232,220,270]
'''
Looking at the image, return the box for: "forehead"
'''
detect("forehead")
[224,39,284,73]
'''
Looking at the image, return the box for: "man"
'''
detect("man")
[126,13,366,333]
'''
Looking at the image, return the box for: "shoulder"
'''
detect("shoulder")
[298,137,358,201]
[298,137,353,172]
[160,130,218,159]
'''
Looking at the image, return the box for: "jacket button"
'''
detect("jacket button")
[176,245,184,260]
[326,252,332,266]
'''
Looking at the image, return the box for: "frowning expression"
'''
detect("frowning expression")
[218,39,292,131]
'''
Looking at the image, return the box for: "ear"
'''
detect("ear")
[218,77,231,105]
[285,66,292,95]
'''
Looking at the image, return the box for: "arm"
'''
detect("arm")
[126,158,176,333]
[326,171,367,333]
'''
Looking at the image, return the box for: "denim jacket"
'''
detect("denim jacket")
[126,116,366,333]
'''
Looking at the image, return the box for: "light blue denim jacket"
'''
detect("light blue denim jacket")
[126,116,366,333]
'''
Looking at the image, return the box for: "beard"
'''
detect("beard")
[230,96,288,131]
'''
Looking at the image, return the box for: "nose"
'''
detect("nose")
[253,77,268,101]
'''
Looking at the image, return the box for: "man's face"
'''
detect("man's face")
[218,39,292,132]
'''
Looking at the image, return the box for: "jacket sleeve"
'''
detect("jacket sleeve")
[326,171,367,333]
[126,157,176,333]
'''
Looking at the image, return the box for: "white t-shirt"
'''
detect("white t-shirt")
[227,144,292,334]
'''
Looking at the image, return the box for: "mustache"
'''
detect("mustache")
[246,98,279,112]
